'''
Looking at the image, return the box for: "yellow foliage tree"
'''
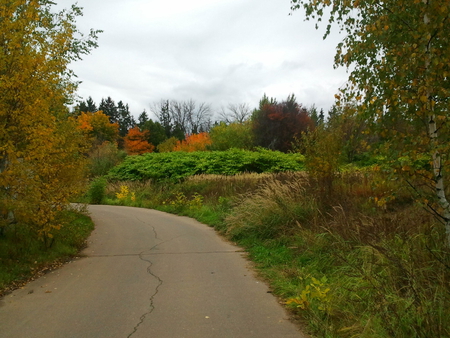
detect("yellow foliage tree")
[0,1,100,242]
[157,137,180,153]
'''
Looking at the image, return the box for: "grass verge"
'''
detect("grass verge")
[0,207,95,297]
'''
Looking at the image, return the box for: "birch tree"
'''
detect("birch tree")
[291,0,450,243]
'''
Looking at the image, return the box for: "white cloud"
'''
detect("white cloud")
[59,0,349,117]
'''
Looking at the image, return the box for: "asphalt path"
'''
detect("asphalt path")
[0,205,307,338]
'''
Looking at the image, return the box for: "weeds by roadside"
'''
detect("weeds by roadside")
[91,169,450,337]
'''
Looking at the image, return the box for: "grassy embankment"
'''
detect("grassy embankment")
[87,149,450,338]
[0,207,95,297]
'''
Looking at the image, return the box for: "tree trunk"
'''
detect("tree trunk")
[423,0,450,245]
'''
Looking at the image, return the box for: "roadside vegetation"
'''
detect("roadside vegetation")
[84,153,450,337]
[0,208,95,297]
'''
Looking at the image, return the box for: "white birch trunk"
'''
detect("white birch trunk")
[423,0,450,245]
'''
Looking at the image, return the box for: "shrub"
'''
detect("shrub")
[88,141,126,177]
[88,177,107,204]
[106,149,305,182]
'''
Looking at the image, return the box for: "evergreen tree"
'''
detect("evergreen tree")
[318,109,325,125]
[117,101,135,137]
[99,97,118,124]
[140,119,167,149]
[75,96,97,115]
[138,110,149,128]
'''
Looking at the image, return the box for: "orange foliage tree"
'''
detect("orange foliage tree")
[124,127,155,155]
[77,111,119,146]
[173,132,212,152]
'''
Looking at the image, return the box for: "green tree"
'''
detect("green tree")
[117,101,135,138]
[141,119,167,149]
[291,0,450,243]
[138,110,149,127]
[157,137,179,153]
[77,96,97,114]
[0,0,100,240]
[99,97,119,124]
[209,121,254,151]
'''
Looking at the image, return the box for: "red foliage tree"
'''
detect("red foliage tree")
[252,94,314,152]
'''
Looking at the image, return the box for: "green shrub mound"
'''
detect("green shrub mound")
[107,148,305,182]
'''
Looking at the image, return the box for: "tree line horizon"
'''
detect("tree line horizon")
[74,94,328,155]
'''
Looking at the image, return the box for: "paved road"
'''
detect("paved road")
[0,205,307,338]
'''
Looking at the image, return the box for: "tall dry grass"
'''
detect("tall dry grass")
[221,168,450,337]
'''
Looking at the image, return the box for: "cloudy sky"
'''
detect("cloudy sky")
[56,0,349,119]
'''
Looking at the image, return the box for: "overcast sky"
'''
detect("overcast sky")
[56,0,349,119]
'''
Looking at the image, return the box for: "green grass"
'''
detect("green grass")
[0,209,95,296]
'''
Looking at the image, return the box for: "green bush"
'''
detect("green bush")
[106,149,305,182]
[88,177,107,204]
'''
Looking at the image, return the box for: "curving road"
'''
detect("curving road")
[0,205,307,338]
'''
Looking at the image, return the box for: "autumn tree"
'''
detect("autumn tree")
[291,0,450,244]
[85,97,135,144]
[157,137,179,153]
[173,132,212,152]
[77,111,119,147]
[124,127,155,155]
[0,0,100,240]
[252,94,314,152]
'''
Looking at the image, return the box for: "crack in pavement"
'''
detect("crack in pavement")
[88,250,240,258]
[127,218,197,338]
[127,225,163,338]
[127,216,244,337]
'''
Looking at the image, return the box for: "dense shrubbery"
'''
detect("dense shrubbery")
[106,148,305,182]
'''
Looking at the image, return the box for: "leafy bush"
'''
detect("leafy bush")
[208,121,254,151]
[88,177,107,204]
[106,148,305,182]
